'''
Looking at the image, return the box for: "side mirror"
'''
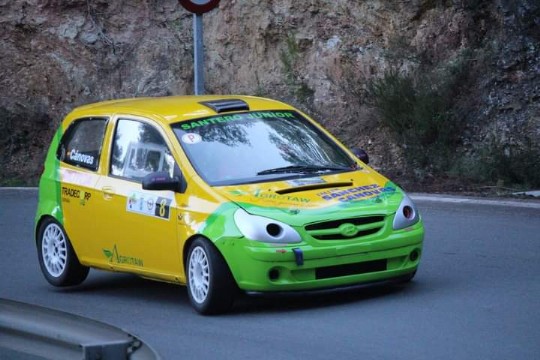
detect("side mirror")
[142,172,182,192]
[352,148,369,164]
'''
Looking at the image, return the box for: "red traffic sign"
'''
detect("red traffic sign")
[179,0,220,14]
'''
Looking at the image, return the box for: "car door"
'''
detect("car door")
[93,117,182,281]
[56,117,109,262]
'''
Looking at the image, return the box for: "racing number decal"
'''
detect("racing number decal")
[127,192,172,220]
[155,197,171,219]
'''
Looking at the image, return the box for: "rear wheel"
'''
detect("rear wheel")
[186,238,236,315]
[37,218,89,287]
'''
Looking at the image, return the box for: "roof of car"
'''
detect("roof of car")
[67,95,295,124]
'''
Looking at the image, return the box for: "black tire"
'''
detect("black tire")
[186,238,236,315]
[37,218,89,287]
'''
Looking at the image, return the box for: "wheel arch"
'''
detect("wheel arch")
[35,214,61,246]
[35,215,84,263]
[182,234,236,281]
[182,234,212,268]
[35,215,90,287]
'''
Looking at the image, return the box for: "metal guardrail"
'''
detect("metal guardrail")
[410,193,540,209]
[0,299,160,360]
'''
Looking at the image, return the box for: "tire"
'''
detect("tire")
[37,218,89,287]
[186,238,236,315]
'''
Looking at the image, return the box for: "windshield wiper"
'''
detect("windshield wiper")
[257,165,351,176]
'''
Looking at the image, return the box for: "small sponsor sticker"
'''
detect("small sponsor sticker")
[286,177,326,187]
[60,168,94,186]
[61,186,92,206]
[181,133,202,144]
[127,192,172,220]
[317,183,396,202]
[103,244,144,267]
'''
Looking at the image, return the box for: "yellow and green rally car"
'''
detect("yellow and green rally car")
[35,96,424,314]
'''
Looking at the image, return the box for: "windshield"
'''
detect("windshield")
[172,110,356,186]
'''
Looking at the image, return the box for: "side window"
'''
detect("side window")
[110,119,176,181]
[57,118,108,171]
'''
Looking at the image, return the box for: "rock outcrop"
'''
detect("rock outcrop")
[1,0,538,187]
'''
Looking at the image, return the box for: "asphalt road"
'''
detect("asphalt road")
[1,189,539,360]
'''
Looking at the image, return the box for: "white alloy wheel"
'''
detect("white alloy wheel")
[188,246,210,304]
[41,223,68,277]
[37,218,89,287]
[186,238,236,314]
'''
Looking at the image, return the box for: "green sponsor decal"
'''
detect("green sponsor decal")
[103,245,144,267]
[252,189,310,203]
[180,111,296,130]
[228,189,310,203]
[246,111,295,119]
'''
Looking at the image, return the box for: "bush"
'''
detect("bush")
[477,138,540,188]
[368,64,466,171]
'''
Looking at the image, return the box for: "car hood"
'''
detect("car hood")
[214,169,405,226]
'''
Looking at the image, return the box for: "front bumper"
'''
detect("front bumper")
[217,224,424,292]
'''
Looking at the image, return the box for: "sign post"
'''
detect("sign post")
[178,0,220,95]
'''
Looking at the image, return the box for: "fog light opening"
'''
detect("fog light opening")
[409,249,420,262]
[268,268,280,281]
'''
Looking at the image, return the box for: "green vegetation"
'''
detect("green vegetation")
[457,136,540,189]
[369,48,540,189]
[279,35,299,85]
[486,142,540,188]
[368,53,469,171]
[279,35,314,102]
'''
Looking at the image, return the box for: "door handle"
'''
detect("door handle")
[102,186,115,200]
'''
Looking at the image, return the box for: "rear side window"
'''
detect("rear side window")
[57,118,108,171]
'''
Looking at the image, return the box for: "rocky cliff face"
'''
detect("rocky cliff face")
[1,0,538,188]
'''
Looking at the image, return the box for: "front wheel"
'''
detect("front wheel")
[186,238,236,315]
[37,218,89,287]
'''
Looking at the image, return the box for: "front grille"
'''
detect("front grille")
[305,216,385,241]
[316,259,387,279]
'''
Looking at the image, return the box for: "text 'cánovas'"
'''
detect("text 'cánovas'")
[69,149,94,165]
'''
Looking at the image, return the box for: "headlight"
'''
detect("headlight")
[393,195,420,230]
[233,209,301,244]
